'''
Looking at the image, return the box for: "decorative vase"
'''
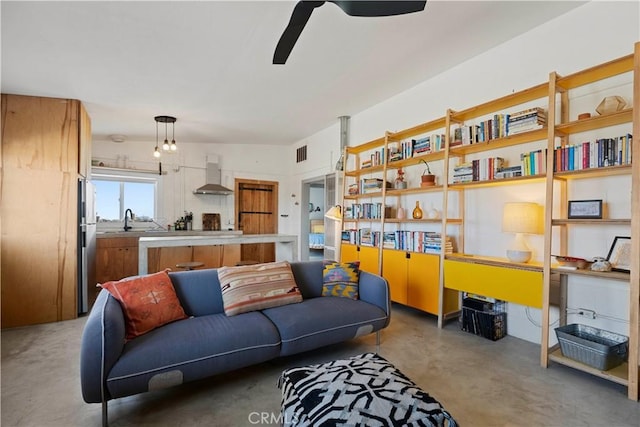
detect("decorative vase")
[412,201,423,219]
[396,207,406,219]
[428,207,440,219]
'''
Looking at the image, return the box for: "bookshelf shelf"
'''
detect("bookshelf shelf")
[555,109,633,135]
[552,218,631,226]
[553,164,631,180]
[448,128,548,155]
[550,267,630,282]
[448,175,545,189]
[548,348,629,386]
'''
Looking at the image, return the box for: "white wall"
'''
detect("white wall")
[287,1,639,343]
[92,140,293,233]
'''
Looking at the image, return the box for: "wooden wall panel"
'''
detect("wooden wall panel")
[1,94,80,328]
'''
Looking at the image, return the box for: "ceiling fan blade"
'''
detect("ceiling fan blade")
[329,1,426,17]
[273,1,325,65]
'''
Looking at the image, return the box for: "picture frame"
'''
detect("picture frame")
[606,236,631,272]
[567,199,603,219]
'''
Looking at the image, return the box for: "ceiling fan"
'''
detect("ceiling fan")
[273,1,427,65]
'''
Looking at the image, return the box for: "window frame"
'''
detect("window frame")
[92,168,163,232]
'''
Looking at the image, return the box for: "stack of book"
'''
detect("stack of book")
[452,162,473,183]
[507,107,546,135]
[520,149,547,176]
[553,134,632,171]
[494,165,523,179]
[359,178,391,194]
[347,203,390,219]
[412,137,432,155]
[359,228,379,247]
[390,231,454,254]
[453,158,505,182]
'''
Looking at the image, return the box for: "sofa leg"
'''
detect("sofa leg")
[375,330,380,354]
[102,400,108,427]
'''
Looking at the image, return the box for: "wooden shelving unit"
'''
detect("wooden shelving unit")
[338,42,639,399]
[540,43,639,400]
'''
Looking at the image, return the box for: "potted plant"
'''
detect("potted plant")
[419,160,436,187]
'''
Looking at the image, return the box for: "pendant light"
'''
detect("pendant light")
[154,115,177,157]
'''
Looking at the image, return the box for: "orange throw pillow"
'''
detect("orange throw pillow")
[99,269,187,340]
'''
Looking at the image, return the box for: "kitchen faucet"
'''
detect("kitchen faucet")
[124,209,134,231]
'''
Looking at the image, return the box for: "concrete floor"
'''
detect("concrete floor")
[2,303,638,427]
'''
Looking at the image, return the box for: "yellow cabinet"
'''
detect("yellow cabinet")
[383,250,457,315]
[407,252,441,314]
[444,257,543,308]
[382,250,408,304]
[340,243,358,264]
[358,246,379,275]
[340,243,380,276]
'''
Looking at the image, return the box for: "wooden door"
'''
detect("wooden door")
[235,179,278,263]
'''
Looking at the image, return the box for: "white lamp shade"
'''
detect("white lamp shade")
[324,205,342,221]
[502,202,543,235]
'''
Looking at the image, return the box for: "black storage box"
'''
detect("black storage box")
[461,297,507,341]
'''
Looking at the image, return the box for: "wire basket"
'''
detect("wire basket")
[555,324,628,371]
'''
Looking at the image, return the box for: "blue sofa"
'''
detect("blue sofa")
[80,260,390,426]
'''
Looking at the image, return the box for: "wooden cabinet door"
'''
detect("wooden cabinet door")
[148,246,193,273]
[96,247,124,284]
[220,244,241,267]
[407,252,440,314]
[382,250,408,304]
[121,246,138,278]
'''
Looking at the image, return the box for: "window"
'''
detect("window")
[93,171,160,230]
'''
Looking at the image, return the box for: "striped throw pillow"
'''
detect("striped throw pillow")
[217,261,302,316]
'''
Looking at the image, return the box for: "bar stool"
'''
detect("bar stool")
[176,261,205,271]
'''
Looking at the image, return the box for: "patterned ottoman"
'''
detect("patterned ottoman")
[278,353,457,427]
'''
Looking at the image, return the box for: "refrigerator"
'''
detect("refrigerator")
[78,179,97,314]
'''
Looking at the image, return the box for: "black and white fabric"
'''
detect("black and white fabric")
[278,353,457,427]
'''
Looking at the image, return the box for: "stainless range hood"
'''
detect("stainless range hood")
[193,163,233,195]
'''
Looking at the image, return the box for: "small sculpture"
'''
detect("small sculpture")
[395,168,407,189]
[590,257,612,272]
[596,96,626,115]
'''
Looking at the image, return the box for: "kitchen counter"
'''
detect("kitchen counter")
[138,234,298,274]
[96,230,242,239]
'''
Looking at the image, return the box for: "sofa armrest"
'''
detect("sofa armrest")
[80,289,126,403]
[358,271,391,326]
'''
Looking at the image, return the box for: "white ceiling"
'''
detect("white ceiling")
[1,1,585,146]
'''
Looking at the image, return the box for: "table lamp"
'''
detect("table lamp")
[324,205,342,221]
[502,202,543,263]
